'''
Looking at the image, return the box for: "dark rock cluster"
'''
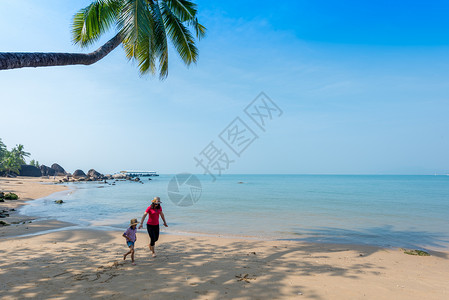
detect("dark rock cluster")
[15,163,145,185]
[40,165,56,176]
[19,165,41,177]
[17,163,112,183]
[19,163,67,177]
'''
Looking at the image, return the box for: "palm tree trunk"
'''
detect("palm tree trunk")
[0,34,122,71]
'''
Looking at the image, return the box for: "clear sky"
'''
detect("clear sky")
[1,0,448,175]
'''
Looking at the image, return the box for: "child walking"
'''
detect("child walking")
[123,218,139,265]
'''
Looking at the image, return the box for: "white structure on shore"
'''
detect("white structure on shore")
[118,171,159,177]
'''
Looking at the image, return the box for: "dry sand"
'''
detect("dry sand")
[1,177,449,300]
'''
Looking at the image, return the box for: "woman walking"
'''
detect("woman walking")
[138,197,168,257]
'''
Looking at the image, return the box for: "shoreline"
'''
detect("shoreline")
[1,177,448,252]
[1,177,449,299]
[0,176,73,238]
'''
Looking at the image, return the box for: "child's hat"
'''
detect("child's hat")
[130,218,139,226]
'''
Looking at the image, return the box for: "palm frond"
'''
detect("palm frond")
[151,1,169,78]
[190,17,206,40]
[161,1,198,65]
[134,34,156,75]
[165,0,205,40]
[119,0,153,59]
[165,0,197,21]
[72,0,121,47]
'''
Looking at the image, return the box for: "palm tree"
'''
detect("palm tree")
[0,0,206,78]
[29,159,40,168]
[0,138,7,172]
[11,144,31,165]
[0,139,6,161]
[0,152,21,175]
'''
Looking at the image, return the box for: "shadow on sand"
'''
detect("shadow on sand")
[0,227,448,299]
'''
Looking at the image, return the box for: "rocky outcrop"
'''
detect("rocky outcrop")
[40,165,56,176]
[19,165,42,177]
[51,163,66,176]
[87,169,102,179]
[73,169,86,178]
[112,173,127,179]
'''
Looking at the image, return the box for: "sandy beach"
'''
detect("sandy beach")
[1,178,449,300]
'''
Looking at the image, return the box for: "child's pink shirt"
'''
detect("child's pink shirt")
[124,227,137,242]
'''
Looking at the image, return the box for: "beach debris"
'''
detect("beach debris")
[0,213,9,218]
[54,200,64,204]
[235,273,256,283]
[400,248,430,256]
[0,221,10,226]
[73,273,89,281]
[247,251,257,255]
[52,271,70,278]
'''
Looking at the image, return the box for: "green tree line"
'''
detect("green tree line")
[0,138,38,176]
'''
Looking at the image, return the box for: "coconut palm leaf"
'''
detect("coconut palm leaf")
[191,17,206,40]
[165,0,205,39]
[72,0,122,47]
[161,1,198,65]
[120,0,153,59]
[165,0,197,22]
[151,1,169,78]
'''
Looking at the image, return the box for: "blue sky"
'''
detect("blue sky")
[1,0,448,175]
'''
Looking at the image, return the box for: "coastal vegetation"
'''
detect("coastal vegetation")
[0,138,33,177]
[0,0,206,78]
[0,192,19,202]
[401,249,430,256]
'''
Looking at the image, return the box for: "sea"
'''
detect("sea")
[19,174,449,250]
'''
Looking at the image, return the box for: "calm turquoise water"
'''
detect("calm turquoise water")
[20,175,449,250]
